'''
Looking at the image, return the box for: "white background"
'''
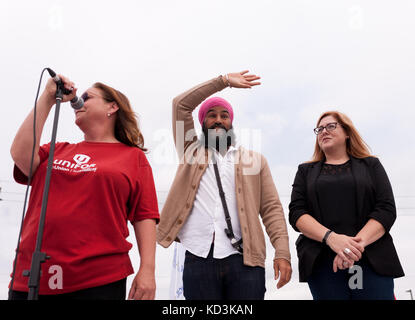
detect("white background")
[0,0,414,299]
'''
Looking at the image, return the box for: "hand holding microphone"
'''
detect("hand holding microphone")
[45,68,84,109]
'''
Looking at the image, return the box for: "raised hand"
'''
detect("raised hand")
[223,70,261,88]
[42,74,77,104]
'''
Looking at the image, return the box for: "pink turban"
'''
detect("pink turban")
[198,97,234,126]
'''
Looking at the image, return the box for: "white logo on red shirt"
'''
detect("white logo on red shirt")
[73,154,91,165]
[53,154,97,173]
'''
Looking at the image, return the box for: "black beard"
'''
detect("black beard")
[200,123,236,153]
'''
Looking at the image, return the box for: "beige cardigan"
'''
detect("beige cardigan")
[156,76,291,267]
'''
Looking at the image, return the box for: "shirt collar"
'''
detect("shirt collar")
[210,142,240,160]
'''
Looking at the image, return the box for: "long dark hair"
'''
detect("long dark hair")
[93,82,147,152]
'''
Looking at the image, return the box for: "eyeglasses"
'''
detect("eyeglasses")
[81,92,94,102]
[81,92,111,102]
[313,122,339,135]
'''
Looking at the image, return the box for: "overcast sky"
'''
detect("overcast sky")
[0,0,414,299]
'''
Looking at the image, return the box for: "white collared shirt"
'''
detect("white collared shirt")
[177,145,242,259]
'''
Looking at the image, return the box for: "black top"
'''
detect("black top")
[316,160,363,261]
[316,160,358,236]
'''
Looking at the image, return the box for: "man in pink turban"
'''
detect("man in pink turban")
[157,71,292,300]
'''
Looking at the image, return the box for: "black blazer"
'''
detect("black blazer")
[289,156,404,282]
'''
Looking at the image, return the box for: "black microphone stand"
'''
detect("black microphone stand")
[23,84,65,300]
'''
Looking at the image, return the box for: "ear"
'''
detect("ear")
[109,102,119,113]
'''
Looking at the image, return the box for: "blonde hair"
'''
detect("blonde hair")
[310,111,373,162]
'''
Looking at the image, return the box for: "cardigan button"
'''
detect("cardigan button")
[166,236,172,242]
[177,219,183,225]
[199,165,204,170]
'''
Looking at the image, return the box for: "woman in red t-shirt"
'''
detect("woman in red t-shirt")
[9,75,160,300]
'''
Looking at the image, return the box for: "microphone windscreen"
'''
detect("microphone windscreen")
[70,96,84,110]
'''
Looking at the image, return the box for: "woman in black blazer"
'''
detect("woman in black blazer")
[289,111,404,300]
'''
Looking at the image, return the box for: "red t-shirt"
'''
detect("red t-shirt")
[11,141,160,294]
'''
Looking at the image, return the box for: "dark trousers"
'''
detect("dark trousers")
[307,252,394,300]
[183,245,266,300]
[9,278,126,300]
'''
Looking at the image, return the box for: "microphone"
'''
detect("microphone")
[46,68,84,110]
[69,95,84,110]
